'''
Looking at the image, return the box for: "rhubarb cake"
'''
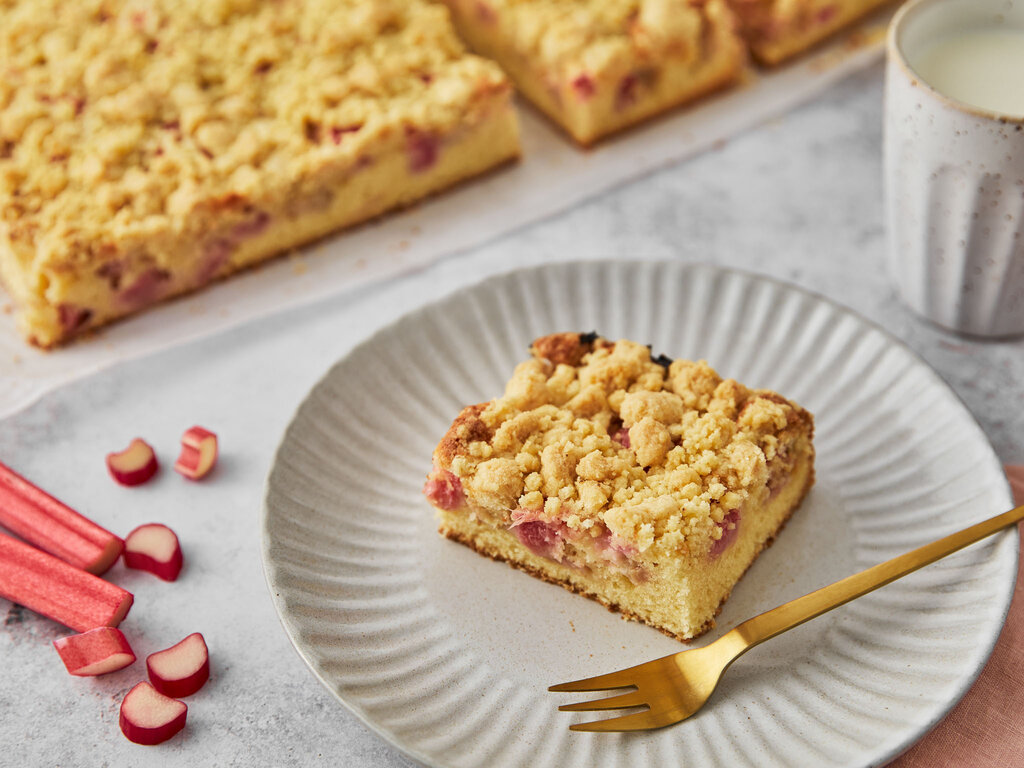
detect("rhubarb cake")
[423,333,815,640]
[727,0,894,65]
[438,0,746,145]
[0,0,520,347]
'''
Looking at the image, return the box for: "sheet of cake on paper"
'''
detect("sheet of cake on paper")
[0,1,897,419]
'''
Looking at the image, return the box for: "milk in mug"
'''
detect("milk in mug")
[910,27,1024,116]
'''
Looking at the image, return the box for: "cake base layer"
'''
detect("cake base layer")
[437,448,814,641]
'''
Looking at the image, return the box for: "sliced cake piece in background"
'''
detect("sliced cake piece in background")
[0,0,520,347]
[727,0,895,65]
[439,0,746,145]
[423,332,815,641]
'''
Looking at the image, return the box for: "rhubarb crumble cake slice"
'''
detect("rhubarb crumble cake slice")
[438,0,746,145]
[0,0,520,347]
[726,0,894,65]
[423,332,815,641]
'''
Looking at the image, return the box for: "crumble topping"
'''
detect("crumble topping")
[0,0,508,270]
[436,332,813,558]
[468,0,712,74]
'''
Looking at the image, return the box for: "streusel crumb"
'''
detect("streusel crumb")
[0,0,504,264]
[440,332,812,558]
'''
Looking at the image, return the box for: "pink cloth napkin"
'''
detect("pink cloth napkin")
[889,465,1024,766]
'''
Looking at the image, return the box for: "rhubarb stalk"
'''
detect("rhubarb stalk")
[0,532,133,632]
[0,461,123,574]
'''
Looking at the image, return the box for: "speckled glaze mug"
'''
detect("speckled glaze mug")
[884,0,1024,337]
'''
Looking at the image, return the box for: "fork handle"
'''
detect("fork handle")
[729,503,1024,651]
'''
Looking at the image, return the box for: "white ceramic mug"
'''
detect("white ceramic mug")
[884,0,1024,337]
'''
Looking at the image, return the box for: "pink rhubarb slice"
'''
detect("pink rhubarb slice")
[54,627,136,676]
[174,426,218,480]
[147,632,210,698]
[106,438,159,487]
[119,681,187,745]
[123,524,183,582]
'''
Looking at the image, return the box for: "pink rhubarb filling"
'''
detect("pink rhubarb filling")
[509,509,647,581]
[571,74,597,101]
[611,426,631,448]
[118,267,171,308]
[510,510,570,562]
[709,509,740,558]
[475,0,497,24]
[406,130,439,173]
[58,304,93,334]
[423,468,464,510]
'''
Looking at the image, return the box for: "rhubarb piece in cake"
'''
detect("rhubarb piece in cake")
[0,0,520,347]
[423,332,815,641]
[727,0,894,65]
[439,0,746,145]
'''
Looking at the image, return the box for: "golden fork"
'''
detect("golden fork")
[550,502,1024,732]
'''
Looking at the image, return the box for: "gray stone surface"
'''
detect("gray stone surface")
[1,63,1021,767]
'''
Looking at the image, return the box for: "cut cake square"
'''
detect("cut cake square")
[0,0,520,347]
[438,0,746,145]
[423,332,815,641]
[727,0,894,65]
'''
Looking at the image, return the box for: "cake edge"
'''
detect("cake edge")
[437,458,816,643]
[6,103,521,349]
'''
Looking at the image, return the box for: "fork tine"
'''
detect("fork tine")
[568,708,673,733]
[557,689,646,712]
[547,668,639,693]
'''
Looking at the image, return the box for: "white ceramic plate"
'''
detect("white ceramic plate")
[262,260,1016,768]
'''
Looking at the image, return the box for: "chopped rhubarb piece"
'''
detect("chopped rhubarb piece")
[57,304,93,334]
[118,267,171,308]
[594,532,637,565]
[616,73,638,110]
[816,5,838,24]
[106,438,159,486]
[709,510,741,558]
[406,130,439,173]
[0,461,124,574]
[422,469,464,510]
[571,74,596,100]
[124,524,183,582]
[54,627,136,676]
[510,511,568,561]
[231,210,269,239]
[475,1,497,23]
[0,532,133,632]
[147,633,210,698]
[197,239,233,283]
[119,681,187,745]
[174,426,218,480]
